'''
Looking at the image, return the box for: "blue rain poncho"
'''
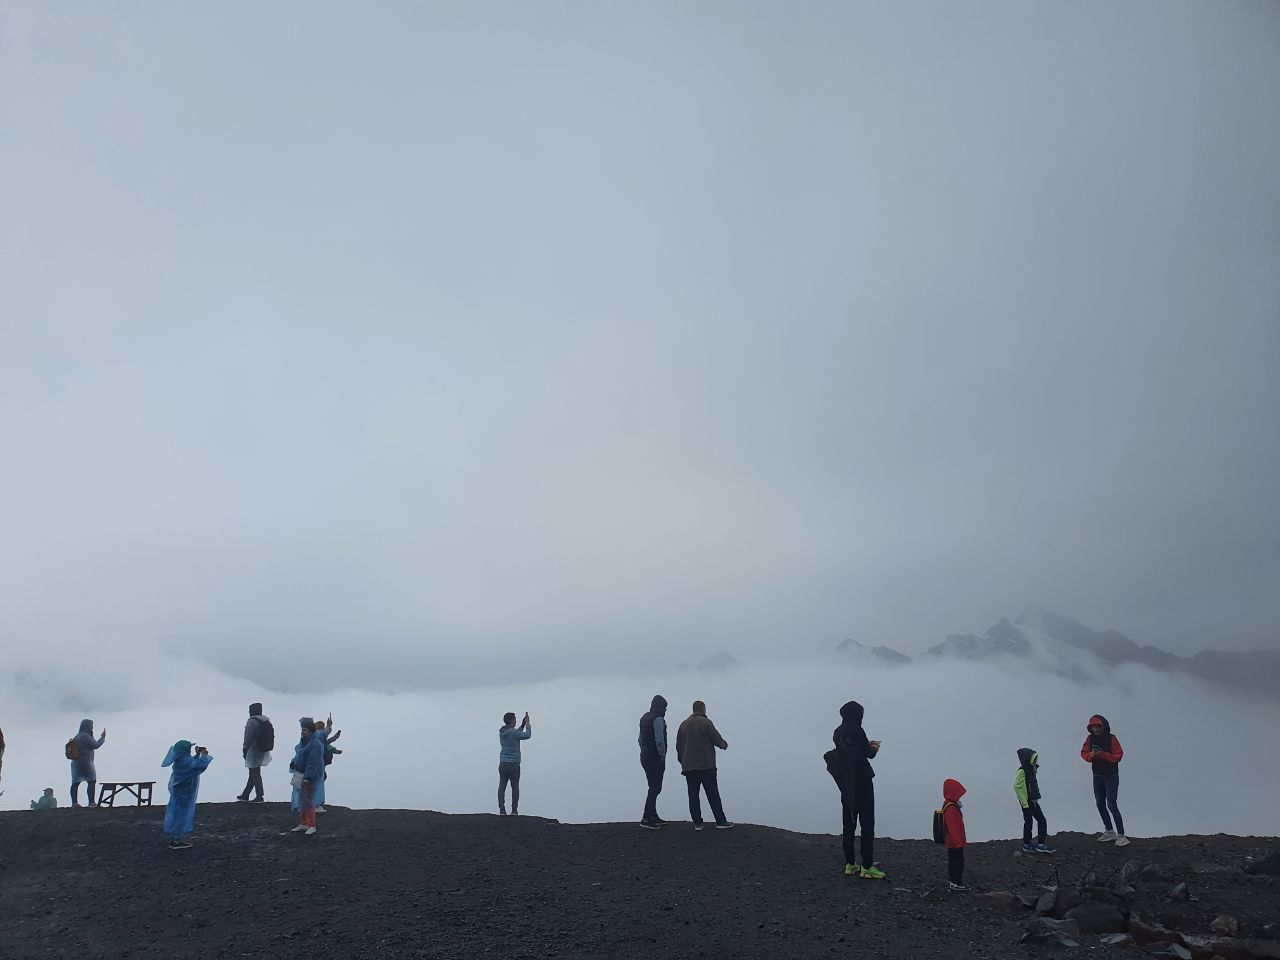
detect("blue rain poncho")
[289,731,325,813]
[70,719,106,784]
[162,741,213,838]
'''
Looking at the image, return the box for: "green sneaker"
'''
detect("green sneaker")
[860,866,887,880]
[843,863,858,876]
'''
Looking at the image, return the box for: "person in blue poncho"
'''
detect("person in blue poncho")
[162,740,213,850]
[289,718,325,835]
[68,719,107,807]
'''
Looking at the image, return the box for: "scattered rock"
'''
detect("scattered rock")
[1168,882,1191,902]
[1100,932,1131,945]
[1022,916,1081,948]
[1148,945,1192,960]
[1117,860,1144,882]
[1064,903,1126,935]
[1244,852,1280,876]
[1142,864,1176,882]
[975,890,1023,912]
[1212,915,1241,937]
[1130,915,1185,948]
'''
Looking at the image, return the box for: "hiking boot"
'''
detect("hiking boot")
[652,817,669,825]
[304,827,317,836]
[1034,843,1056,854]
[291,825,307,832]
[1022,843,1036,853]
[860,866,887,880]
[639,820,660,830]
[1097,831,1117,842]
[693,823,704,831]
[715,822,735,830]
[499,807,507,816]
[843,863,858,877]
[235,795,250,802]
[948,881,970,891]
[1114,835,1130,847]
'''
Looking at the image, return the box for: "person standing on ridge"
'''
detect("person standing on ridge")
[675,700,733,830]
[1014,748,1054,853]
[236,702,273,803]
[833,700,884,879]
[68,719,106,807]
[498,711,531,815]
[289,718,325,835]
[162,741,213,850]
[941,778,968,891]
[1081,714,1128,846]
[638,695,668,829]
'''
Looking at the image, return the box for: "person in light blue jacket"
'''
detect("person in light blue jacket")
[162,741,213,850]
[289,718,325,835]
[497,711,531,815]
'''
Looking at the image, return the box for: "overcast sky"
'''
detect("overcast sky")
[2,2,1277,691]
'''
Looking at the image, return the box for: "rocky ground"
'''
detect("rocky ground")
[1,804,1277,959]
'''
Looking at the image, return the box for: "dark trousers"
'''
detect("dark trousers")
[1092,776,1124,834]
[641,755,665,822]
[498,762,521,813]
[684,769,727,825]
[948,848,965,884]
[840,780,875,868]
[71,780,96,805]
[1021,801,1048,845]
[239,767,265,801]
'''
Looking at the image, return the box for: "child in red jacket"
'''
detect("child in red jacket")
[942,778,968,891]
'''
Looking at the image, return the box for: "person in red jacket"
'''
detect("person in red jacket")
[942,778,968,891]
[1080,714,1128,846]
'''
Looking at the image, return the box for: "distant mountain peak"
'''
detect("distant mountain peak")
[835,639,912,665]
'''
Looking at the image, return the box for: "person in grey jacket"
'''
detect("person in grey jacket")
[236,703,273,803]
[675,701,733,830]
[69,719,106,807]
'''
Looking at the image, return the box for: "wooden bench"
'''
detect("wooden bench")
[97,782,155,807]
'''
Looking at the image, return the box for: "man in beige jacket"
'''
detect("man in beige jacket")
[675,701,734,830]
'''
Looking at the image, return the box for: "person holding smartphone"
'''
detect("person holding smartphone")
[498,711,531,815]
[162,741,213,850]
[1080,714,1128,846]
[833,700,884,879]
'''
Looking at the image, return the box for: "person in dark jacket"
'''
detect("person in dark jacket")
[236,702,272,803]
[833,701,884,878]
[1080,714,1128,846]
[1014,748,1054,853]
[638,695,669,829]
[69,719,106,807]
[675,701,733,830]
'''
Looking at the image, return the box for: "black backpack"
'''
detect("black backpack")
[823,749,842,789]
[932,802,953,844]
[255,717,275,753]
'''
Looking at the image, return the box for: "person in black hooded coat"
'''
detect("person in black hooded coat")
[638,695,668,828]
[833,700,883,877]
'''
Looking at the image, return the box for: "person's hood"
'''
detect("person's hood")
[649,695,668,716]
[839,701,865,725]
[1017,747,1038,770]
[1087,715,1112,736]
[249,703,263,717]
[78,719,94,734]
[299,716,315,732]
[162,740,193,768]
[943,778,967,803]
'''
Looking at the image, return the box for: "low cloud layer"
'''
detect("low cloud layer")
[4,655,1277,844]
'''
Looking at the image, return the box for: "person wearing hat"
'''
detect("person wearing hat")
[289,718,325,835]
[162,740,213,850]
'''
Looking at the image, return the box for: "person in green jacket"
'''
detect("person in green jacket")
[1014,748,1054,853]
[31,787,58,810]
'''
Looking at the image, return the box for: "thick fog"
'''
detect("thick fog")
[2,2,1279,837]
[4,653,1279,842]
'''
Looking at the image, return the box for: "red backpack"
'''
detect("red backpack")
[65,738,81,760]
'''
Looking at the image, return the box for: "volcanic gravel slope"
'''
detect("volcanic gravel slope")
[1,804,1277,960]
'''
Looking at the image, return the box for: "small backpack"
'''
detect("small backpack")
[823,749,842,788]
[932,802,954,844]
[255,717,275,753]
[65,738,81,761]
